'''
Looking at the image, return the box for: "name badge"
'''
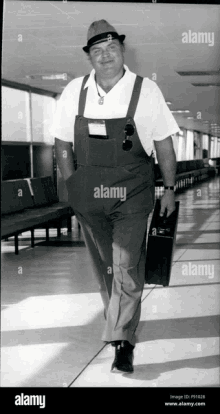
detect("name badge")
[88,120,107,137]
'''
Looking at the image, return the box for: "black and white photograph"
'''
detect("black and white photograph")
[1,0,220,402]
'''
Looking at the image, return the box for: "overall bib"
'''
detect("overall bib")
[69,74,155,346]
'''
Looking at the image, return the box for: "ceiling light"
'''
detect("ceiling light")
[176,71,220,76]
[171,110,190,113]
[25,73,71,81]
[42,74,67,80]
[191,83,220,87]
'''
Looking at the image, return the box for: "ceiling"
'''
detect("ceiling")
[2,0,220,137]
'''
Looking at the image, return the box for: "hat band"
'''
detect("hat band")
[87,32,120,47]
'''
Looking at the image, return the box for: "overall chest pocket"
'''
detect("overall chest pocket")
[87,138,117,167]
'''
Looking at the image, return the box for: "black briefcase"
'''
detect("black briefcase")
[145,199,180,286]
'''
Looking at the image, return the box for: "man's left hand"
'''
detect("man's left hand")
[160,191,176,218]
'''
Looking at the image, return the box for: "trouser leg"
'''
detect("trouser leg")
[74,210,114,312]
[101,211,149,348]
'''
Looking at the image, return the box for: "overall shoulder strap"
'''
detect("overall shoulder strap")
[126,75,143,119]
[78,74,90,115]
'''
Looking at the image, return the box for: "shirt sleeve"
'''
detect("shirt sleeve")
[151,82,180,141]
[49,81,79,144]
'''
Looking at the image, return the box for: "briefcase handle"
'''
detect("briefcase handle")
[157,207,177,235]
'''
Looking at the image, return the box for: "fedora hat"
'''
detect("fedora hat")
[83,20,125,53]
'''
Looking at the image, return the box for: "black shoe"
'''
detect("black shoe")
[111,340,134,373]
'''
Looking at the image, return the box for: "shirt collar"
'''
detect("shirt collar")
[83,64,132,89]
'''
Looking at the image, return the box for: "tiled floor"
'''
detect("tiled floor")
[1,176,220,387]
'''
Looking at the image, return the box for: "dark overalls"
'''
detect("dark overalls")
[69,74,155,347]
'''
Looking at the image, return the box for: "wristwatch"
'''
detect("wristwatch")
[164,186,175,190]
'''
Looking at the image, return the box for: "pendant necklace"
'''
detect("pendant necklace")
[95,69,126,105]
[95,80,105,105]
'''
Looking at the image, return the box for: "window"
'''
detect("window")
[31,94,57,144]
[2,86,57,144]
[193,131,202,159]
[186,130,194,160]
[177,129,187,161]
[2,86,29,142]
[210,136,219,158]
[202,134,209,159]
[217,139,220,157]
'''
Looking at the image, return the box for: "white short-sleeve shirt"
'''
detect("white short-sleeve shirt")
[49,64,180,156]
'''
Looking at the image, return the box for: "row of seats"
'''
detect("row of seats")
[155,158,218,188]
[1,176,74,254]
[1,158,219,254]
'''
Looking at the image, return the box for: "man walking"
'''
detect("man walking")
[51,20,179,373]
